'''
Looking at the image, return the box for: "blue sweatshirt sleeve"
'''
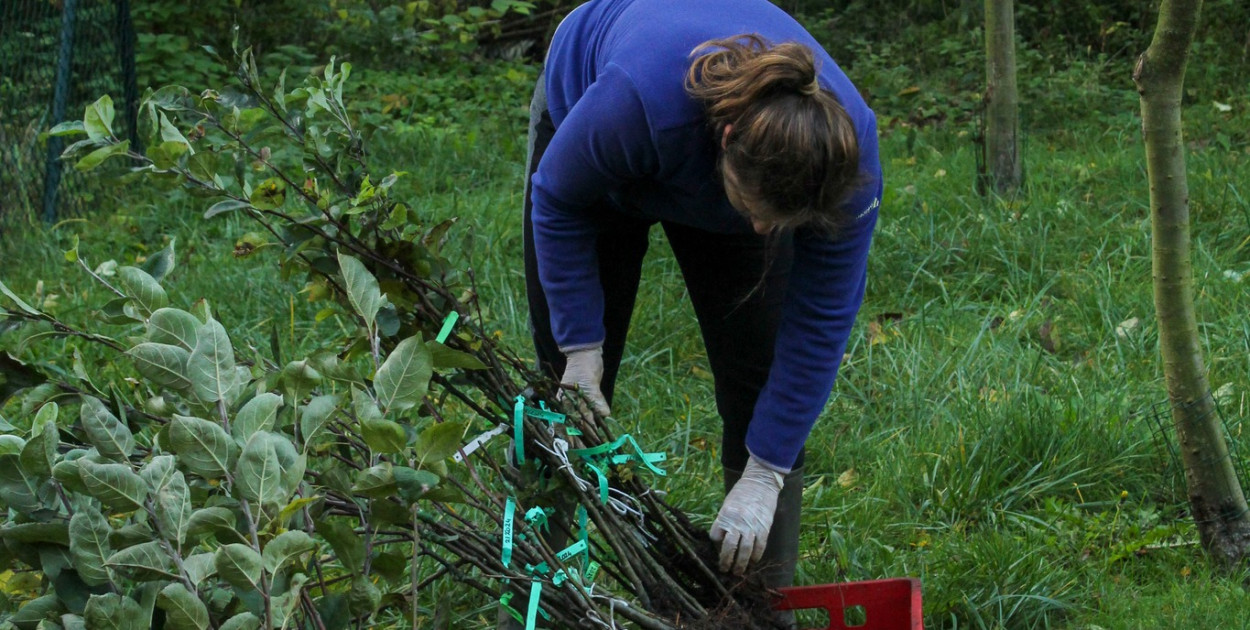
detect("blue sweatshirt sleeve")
[745,124,882,472]
[530,64,659,351]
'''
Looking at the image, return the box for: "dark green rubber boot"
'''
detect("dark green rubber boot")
[725,465,805,629]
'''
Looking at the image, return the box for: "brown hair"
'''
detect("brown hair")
[686,34,860,234]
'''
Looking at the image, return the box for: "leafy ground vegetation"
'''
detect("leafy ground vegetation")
[4,1,1250,628]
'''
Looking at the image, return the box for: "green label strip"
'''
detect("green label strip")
[523,406,566,424]
[555,539,588,562]
[568,433,667,477]
[525,580,544,630]
[524,506,551,533]
[435,310,459,344]
[500,592,524,624]
[512,396,526,464]
[583,461,610,503]
[502,496,516,568]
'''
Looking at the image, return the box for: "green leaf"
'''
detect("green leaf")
[336,253,383,329]
[83,593,145,630]
[181,552,217,584]
[0,522,69,545]
[373,336,432,413]
[20,417,57,479]
[64,234,81,262]
[0,452,54,515]
[279,360,322,402]
[189,298,212,323]
[186,151,217,183]
[270,573,308,628]
[236,431,299,506]
[117,266,168,317]
[186,320,238,404]
[393,466,441,503]
[75,140,131,172]
[69,505,113,586]
[314,519,365,574]
[144,85,193,111]
[214,543,263,590]
[78,459,147,512]
[108,522,156,549]
[106,541,178,581]
[154,470,192,546]
[273,495,320,529]
[80,396,134,462]
[0,279,41,315]
[83,96,116,141]
[249,177,286,210]
[34,399,59,425]
[204,199,251,219]
[0,434,25,455]
[156,584,209,630]
[379,203,408,230]
[371,550,408,583]
[218,613,260,630]
[167,415,237,479]
[186,506,242,543]
[147,140,189,170]
[298,394,337,447]
[351,463,396,498]
[157,112,193,150]
[48,120,86,137]
[360,418,407,453]
[138,454,177,491]
[427,342,488,370]
[414,420,468,464]
[61,613,88,630]
[37,544,72,581]
[351,386,381,423]
[1,354,45,410]
[262,530,315,574]
[133,582,162,629]
[346,574,381,616]
[147,308,200,349]
[232,392,283,444]
[141,239,177,282]
[53,458,88,494]
[377,305,400,337]
[61,136,104,160]
[11,594,62,630]
[99,297,140,325]
[273,68,288,112]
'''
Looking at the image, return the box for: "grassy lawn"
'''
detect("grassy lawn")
[3,49,1249,629]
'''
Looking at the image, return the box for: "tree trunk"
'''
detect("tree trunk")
[1134,0,1250,565]
[979,0,1021,194]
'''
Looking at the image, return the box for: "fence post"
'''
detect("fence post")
[115,0,141,154]
[43,0,78,224]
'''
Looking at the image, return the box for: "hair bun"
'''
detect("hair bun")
[799,77,820,96]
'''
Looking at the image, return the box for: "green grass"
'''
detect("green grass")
[4,54,1250,629]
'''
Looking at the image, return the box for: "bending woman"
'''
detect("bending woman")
[523,0,881,601]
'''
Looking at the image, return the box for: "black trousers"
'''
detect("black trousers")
[523,83,806,472]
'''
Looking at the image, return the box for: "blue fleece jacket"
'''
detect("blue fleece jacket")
[531,0,881,471]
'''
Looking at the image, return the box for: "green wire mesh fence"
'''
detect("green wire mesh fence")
[1146,390,1249,508]
[0,0,138,232]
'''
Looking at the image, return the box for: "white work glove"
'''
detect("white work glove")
[560,347,611,418]
[709,454,785,575]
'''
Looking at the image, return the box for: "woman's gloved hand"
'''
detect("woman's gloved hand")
[710,454,785,575]
[560,347,611,417]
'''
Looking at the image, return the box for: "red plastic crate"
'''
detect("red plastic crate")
[774,578,923,630]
